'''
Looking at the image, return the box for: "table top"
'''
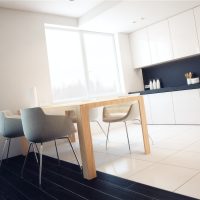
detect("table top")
[43,95,141,109]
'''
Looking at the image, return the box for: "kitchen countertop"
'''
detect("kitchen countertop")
[128,83,200,95]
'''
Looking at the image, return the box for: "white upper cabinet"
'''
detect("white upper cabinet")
[129,29,151,68]
[147,20,173,64]
[169,10,199,59]
[194,6,200,46]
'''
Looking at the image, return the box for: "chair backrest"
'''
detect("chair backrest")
[0,112,6,137]
[125,102,140,121]
[20,107,45,142]
[66,108,100,123]
[103,101,140,122]
[0,111,23,138]
[89,108,100,121]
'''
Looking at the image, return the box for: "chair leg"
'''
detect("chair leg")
[6,139,11,161]
[35,143,40,154]
[124,121,131,153]
[95,120,106,137]
[32,143,39,164]
[0,139,8,167]
[66,137,82,171]
[137,119,154,144]
[149,135,154,145]
[39,143,43,187]
[54,140,60,165]
[21,143,32,178]
[106,123,110,150]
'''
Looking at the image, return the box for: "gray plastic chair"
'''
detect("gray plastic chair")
[0,111,24,167]
[20,107,81,186]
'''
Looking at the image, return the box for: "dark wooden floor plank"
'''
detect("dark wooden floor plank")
[1,155,198,200]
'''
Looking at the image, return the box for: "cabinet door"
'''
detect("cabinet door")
[194,6,200,47]
[149,92,175,124]
[143,95,153,124]
[169,10,199,59]
[129,29,151,68]
[172,89,200,124]
[148,20,173,64]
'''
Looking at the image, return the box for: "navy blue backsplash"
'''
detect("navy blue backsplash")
[142,55,200,88]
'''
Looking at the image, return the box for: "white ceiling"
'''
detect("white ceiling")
[0,0,200,33]
[0,0,104,18]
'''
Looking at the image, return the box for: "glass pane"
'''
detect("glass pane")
[45,28,87,102]
[83,32,120,97]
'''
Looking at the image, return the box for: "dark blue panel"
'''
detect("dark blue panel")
[142,55,200,88]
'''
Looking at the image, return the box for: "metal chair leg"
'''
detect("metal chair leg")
[149,135,154,145]
[124,121,131,153]
[21,143,32,178]
[0,139,8,167]
[106,123,110,150]
[66,137,82,171]
[95,120,106,136]
[54,140,60,165]
[6,139,11,161]
[32,143,39,164]
[35,143,40,154]
[39,143,43,187]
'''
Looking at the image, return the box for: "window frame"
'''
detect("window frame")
[45,25,122,103]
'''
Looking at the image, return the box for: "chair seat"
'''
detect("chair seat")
[103,112,127,122]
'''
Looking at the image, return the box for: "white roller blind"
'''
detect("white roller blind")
[45,27,121,102]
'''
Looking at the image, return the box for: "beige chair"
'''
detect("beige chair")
[66,108,106,136]
[102,101,155,153]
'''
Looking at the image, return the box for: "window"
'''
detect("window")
[45,26,121,102]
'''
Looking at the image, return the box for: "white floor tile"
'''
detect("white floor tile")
[126,146,178,162]
[94,151,119,166]
[161,150,200,170]
[44,124,200,198]
[184,140,200,153]
[129,163,198,191]
[175,173,200,199]
[97,157,152,179]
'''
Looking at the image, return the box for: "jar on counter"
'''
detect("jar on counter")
[149,80,153,90]
[156,79,160,89]
[153,79,156,89]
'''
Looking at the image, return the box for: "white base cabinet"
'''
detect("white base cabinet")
[143,95,153,124]
[172,89,200,124]
[143,89,200,125]
[148,92,175,124]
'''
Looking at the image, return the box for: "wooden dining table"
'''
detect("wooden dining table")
[20,95,150,180]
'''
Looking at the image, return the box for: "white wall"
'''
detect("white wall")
[0,8,77,158]
[116,33,144,93]
[0,8,142,158]
[0,8,77,111]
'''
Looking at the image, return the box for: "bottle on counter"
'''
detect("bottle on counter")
[149,80,153,90]
[153,79,156,90]
[156,79,160,89]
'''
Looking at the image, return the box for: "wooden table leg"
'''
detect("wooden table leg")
[138,96,150,154]
[76,105,96,180]
[20,136,29,156]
